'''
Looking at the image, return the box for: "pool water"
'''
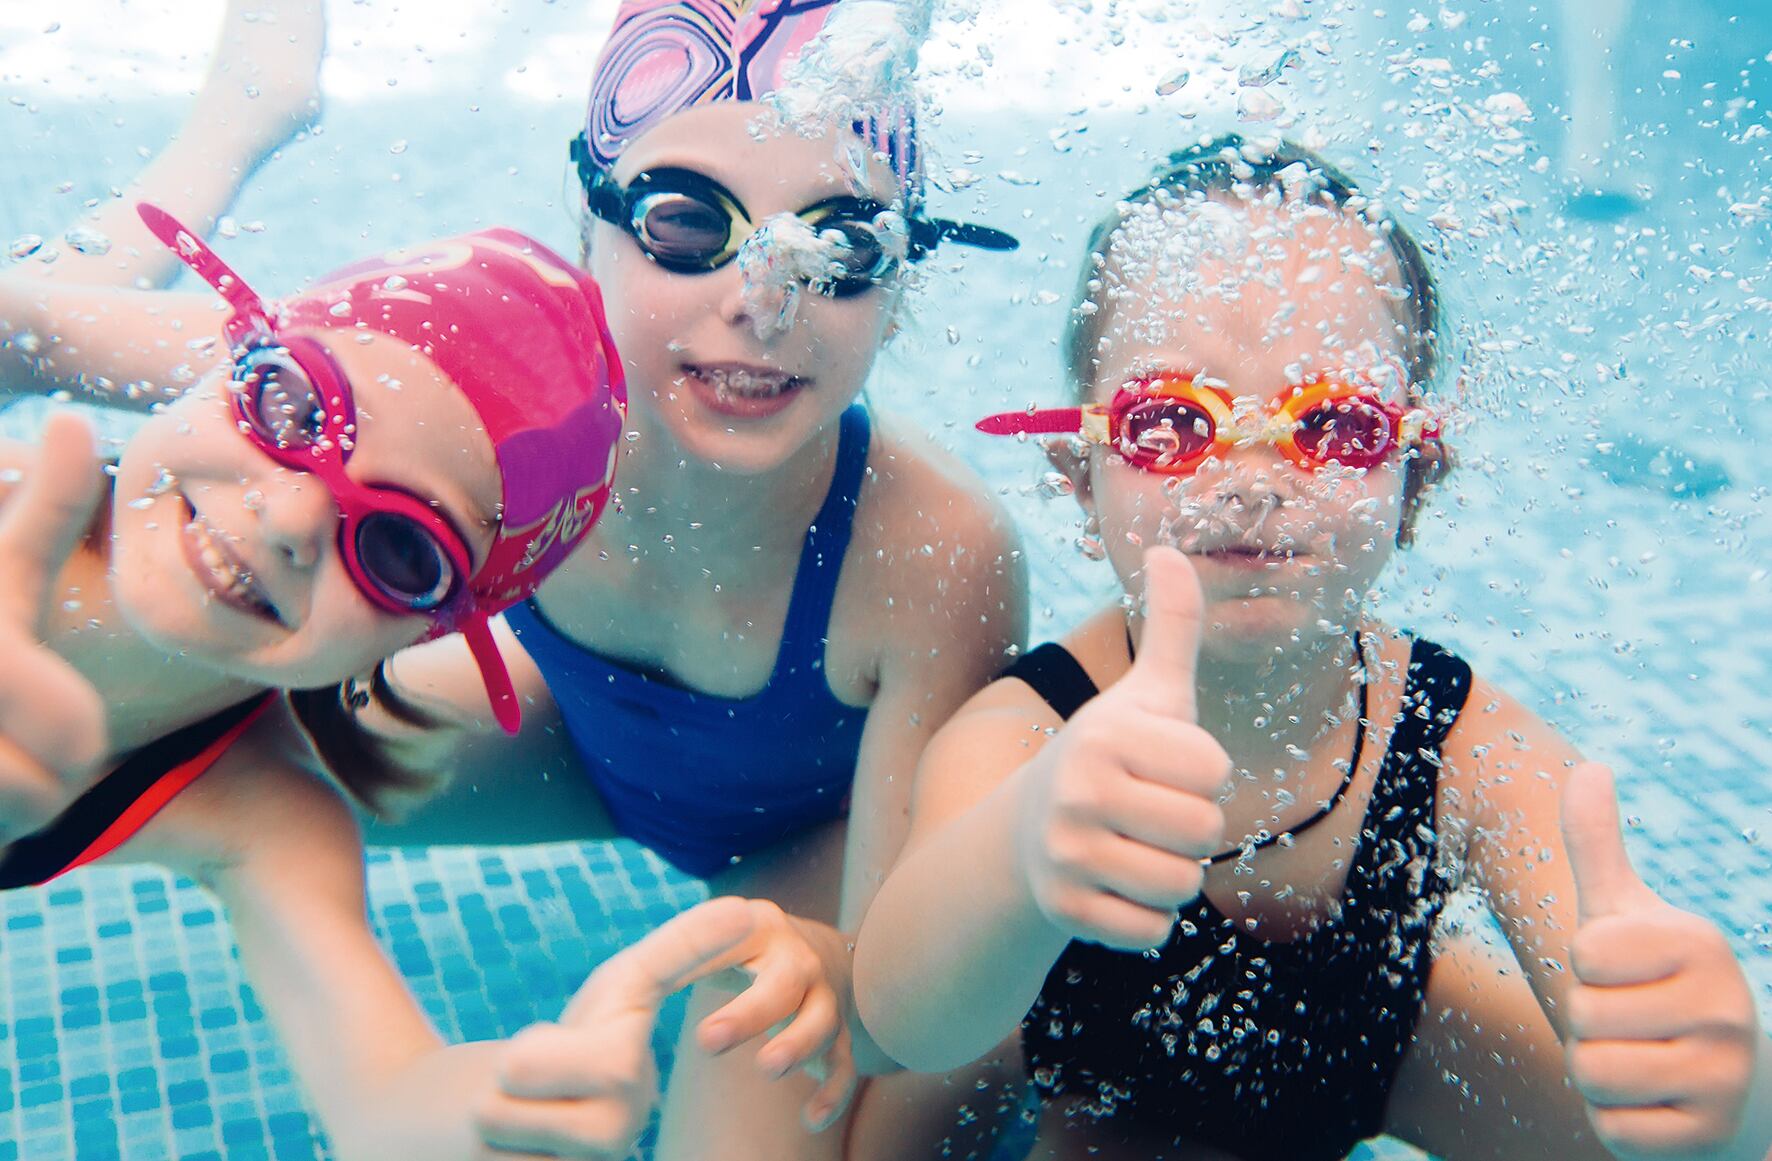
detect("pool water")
[3,2,1769,1159]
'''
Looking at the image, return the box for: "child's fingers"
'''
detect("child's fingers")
[754,985,841,1080]
[696,960,820,1058]
[1586,1104,1718,1156]
[1101,765,1228,857]
[1570,1040,1705,1109]
[562,896,757,1028]
[800,1029,858,1133]
[0,413,102,635]
[1569,911,1690,988]
[1060,887,1179,952]
[1118,546,1206,721]
[474,1093,643,1160]
[497,1021,648,1102]
[1561,762,1658,924]
[0,731,63,841]
[1566,982,1704,1043]
[0,631,108,812]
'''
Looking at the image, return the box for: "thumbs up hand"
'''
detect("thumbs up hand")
[1014,547,1233,951]
[473,897,854,1158]
[0,413,108,840]
[1562,763,1762,1158]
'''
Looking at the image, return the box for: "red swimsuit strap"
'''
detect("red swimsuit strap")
[0,693,275,889]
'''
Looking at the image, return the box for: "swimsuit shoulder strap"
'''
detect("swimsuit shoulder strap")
[0,692,275,890]
[1385,637,1474,767]
[775,405,872,676]
[1002,642,1101,721]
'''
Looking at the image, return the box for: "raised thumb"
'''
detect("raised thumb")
[1121,546,1206,722]
[1561,762,1654,924]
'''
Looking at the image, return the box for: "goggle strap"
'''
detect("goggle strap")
[136,203,272,334]
[460,611,522,736]
[931,220,1021,252]
[976,408,1085,437]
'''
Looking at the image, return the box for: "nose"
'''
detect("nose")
[1179,448,1296,530]
[250,468,337,570]
[722,223,810,343]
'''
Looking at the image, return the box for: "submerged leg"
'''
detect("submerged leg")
[654,821,848,1161]
[1562,0,1641,217]
[32,0,325,289]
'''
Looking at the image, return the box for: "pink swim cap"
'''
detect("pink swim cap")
[138,204,627,733]
[584,0,922,205]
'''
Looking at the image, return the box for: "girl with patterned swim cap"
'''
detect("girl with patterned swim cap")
[336,4,1032,1158]
[2,2,1030,1157]
[852,136,1772,1161]
[0,208,851,1160]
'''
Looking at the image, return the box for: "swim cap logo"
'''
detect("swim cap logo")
[509,484,610,574]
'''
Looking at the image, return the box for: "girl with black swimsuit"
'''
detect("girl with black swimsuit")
[851,137,1772,1161]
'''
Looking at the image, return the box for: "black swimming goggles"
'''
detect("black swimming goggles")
[571,133,1018,297]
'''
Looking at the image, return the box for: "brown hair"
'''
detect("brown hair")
[285,663,449,819]
[1065,133,1451,546]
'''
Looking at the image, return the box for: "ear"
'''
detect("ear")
[1044,436,1097,519]
[1396,436,1452,548]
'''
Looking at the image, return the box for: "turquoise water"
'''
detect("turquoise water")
[3,2,1769,1158]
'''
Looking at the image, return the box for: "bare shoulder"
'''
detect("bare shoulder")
[1436,662,1583,830]
[923,605,1130,780]
[841,417,1028,660]
[122,699,363,893]
[852,419,1025,591]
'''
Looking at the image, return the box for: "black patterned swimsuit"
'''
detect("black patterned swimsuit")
[1008,637,1472,1161]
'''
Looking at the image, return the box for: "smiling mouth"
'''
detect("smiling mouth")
[179,497,285,626]
[683,363,807,400]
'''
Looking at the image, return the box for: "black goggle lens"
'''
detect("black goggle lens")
[632,191,733,265]
[355,511,457,612]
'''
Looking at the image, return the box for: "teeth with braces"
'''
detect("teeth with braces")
[186,514,277,616]
[694,366,796,400]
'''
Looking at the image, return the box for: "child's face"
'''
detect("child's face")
[1074,195,1414,660]
[110,334,501,687]
[585,102,901,476]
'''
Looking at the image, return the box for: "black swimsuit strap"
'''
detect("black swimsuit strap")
[1002,642,1101,720]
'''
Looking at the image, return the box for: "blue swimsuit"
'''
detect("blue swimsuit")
[504,406,872,879]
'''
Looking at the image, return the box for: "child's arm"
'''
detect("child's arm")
[1450,683,1772,1160]
[852,548,1231,1072]
[826,468,1028,1075]
[0,281,226,408]
[146,708,851,1159]
[347,623,620,848]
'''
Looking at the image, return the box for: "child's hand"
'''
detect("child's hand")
[1562,762,1761,1158]
[690,901,856,1132]
[1014,546,1232,951]
[0,414,106,839]
[472,897,854,1158]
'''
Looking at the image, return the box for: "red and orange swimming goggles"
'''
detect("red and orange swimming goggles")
[975,373,1440,475]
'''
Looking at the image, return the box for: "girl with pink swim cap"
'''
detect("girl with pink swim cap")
[2,2,1030,1158]
[0,206,856,1159]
